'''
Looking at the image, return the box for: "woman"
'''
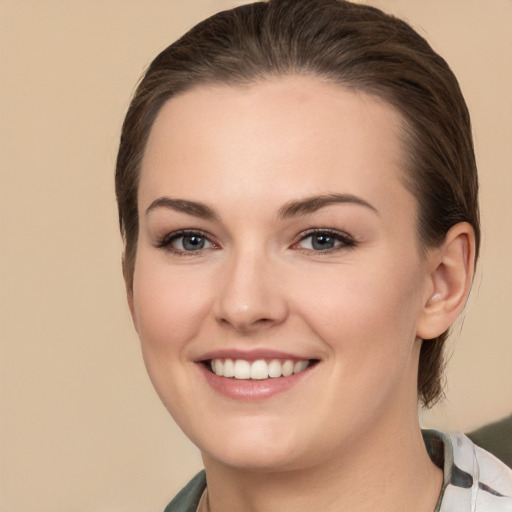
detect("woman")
[115,0,512,510]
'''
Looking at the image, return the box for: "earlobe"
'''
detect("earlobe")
[416,222,476,340]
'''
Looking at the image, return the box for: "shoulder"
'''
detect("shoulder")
[426,430,512,511]
[163,471,206,512]
[467,414,512,468]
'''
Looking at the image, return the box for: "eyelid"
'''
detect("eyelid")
[154,228,355,255]
[292,228,357,252]
[155,229,219,254]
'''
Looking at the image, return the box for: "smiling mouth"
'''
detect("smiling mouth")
[206,358,318,380]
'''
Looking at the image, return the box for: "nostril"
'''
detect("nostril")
[217,315,278,331]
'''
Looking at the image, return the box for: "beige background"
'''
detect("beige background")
[1,0,511,510]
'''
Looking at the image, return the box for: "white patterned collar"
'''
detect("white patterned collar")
[423,430,512,512]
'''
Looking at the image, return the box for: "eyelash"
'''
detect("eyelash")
[156,229,217,255]
[155,228,357,255]
[293,229,357,254]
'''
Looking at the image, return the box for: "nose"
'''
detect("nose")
[214,249,289,332]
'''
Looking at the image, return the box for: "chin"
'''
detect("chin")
[192,419,309,472]
[204,444,305,472]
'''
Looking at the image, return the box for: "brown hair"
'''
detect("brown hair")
[115,0,480,408]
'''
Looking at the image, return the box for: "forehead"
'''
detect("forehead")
[139,76,415,220]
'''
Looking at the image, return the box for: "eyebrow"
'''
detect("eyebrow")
[145,197,218,220]
[145,193,378,221]
[277,194,379,218]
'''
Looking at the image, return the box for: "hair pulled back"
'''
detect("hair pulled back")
[115,0,480,408]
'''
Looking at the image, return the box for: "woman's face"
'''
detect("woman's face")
[130,76,434,471]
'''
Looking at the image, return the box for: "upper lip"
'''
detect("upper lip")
[197,348,317,363]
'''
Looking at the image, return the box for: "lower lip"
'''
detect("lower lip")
[199,363,314,400]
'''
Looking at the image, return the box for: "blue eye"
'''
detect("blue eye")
[296,230,355,252]
[176,234,208,251]
[310,233,337,250]
[158,230,215,253]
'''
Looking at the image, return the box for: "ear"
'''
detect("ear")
[416,222,476,340]
[122,255,139,334]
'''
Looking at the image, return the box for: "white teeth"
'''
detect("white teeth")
[233,359,251,379]
[250,360,269,380]
[210,358,311,379]
[212,359,223,375]
[223,358,235,378]
[281,360,294,377]
[293,360,308,374]
[268,359,282,378]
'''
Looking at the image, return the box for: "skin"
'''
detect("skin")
[128,76,475,512]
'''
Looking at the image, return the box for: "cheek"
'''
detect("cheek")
[292,255,425,360]
[296,258,426,423]
[131,257,213,357]
[130,257,217,424]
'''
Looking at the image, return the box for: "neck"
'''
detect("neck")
[202,408,442,512]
